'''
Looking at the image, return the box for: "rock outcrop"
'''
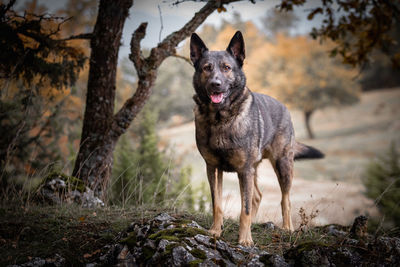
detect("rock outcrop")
[87,214,400,267]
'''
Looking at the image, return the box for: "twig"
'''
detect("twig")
[158,5,164,43]
[172,53,193,66]
[60,33,93,41]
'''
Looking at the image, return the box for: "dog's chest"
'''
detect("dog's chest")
[195,111,256,171]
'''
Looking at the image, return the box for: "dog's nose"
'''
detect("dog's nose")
[211,79,221,88]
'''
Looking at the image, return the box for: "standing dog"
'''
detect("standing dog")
[190,31,324,246]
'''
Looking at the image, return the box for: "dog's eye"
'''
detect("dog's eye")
[222,64,231,72]
[203,65,212,72]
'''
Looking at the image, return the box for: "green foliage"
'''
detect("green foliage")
[110,107,199,210]
[363,143,400,227]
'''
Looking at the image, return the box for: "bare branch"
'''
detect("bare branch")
[129,22,147,77]
[61,33,93,41]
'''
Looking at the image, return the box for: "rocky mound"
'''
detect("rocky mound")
[87,213,399,267]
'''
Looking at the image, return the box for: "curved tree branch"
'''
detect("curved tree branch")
[111,0,243,138]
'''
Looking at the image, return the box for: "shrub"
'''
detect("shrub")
[363,143,400,227]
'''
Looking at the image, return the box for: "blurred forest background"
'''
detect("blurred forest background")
[1,0,400,231]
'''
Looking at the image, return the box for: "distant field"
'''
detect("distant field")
[160,88,400,227]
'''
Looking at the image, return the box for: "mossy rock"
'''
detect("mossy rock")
[148,227,208,242]
[188,259,204,266]
[285,240,334,265]
[190,248,207,260]
[39,171,86,193]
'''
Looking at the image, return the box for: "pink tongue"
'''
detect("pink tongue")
[210,93,224,103]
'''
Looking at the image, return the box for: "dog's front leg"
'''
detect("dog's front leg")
[238,168,255,246]
[207,165,223,237]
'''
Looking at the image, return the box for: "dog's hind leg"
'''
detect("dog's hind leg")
[238,168,255,246]
[275,156,294,231]
[207,165,224,237]
[251,167,262,220]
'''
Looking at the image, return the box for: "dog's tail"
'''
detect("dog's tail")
[294,142,324,160]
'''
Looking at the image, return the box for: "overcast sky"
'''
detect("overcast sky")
[17,0,321,59]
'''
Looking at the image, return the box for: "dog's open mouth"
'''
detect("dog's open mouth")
[210,92,224,104]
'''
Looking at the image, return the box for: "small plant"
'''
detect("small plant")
[298,207,319,230]
[363,143,400,227]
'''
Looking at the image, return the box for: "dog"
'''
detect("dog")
[190,31,324,246]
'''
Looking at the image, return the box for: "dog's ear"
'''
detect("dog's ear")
[227,31,245,67]
[190,33,208,67]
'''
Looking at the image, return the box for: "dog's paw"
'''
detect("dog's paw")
[208,228,222,238]
[238,237,254,247]
[238,230,254,247]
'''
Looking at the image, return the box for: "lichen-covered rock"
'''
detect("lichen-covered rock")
[85,214,400,267]
[88,213,287,266]
[35,172,104,208]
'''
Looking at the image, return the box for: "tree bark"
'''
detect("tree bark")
[304,110,315,139]
[73,0,242,198]
[72,0,133,194]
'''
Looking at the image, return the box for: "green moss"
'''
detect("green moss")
[165,243,181,252]
[175,219,193,225]
[188,259,204,266]
[161,243,182,258]
[184,227,209,237]
[120,232,137,249]
[190,248,207,260]
[142,246,156,261]
[149,228,180,240]
[149,227,209,242]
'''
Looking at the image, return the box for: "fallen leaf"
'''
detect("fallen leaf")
[83,249,101,258]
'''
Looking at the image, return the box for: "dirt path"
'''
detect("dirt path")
[160,122,378,227]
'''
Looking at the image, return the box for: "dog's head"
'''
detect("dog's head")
[190,31,246,108]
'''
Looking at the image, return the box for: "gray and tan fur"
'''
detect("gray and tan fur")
[190,31,324,246]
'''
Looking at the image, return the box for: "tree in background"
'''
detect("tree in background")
[247,34,360,139]
[278,0,400,69]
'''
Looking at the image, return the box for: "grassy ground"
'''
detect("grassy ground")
[0,203,154,266]
[0,202,347,265]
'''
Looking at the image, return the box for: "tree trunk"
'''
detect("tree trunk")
[304,110,315,139]
[72,0,133,195]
